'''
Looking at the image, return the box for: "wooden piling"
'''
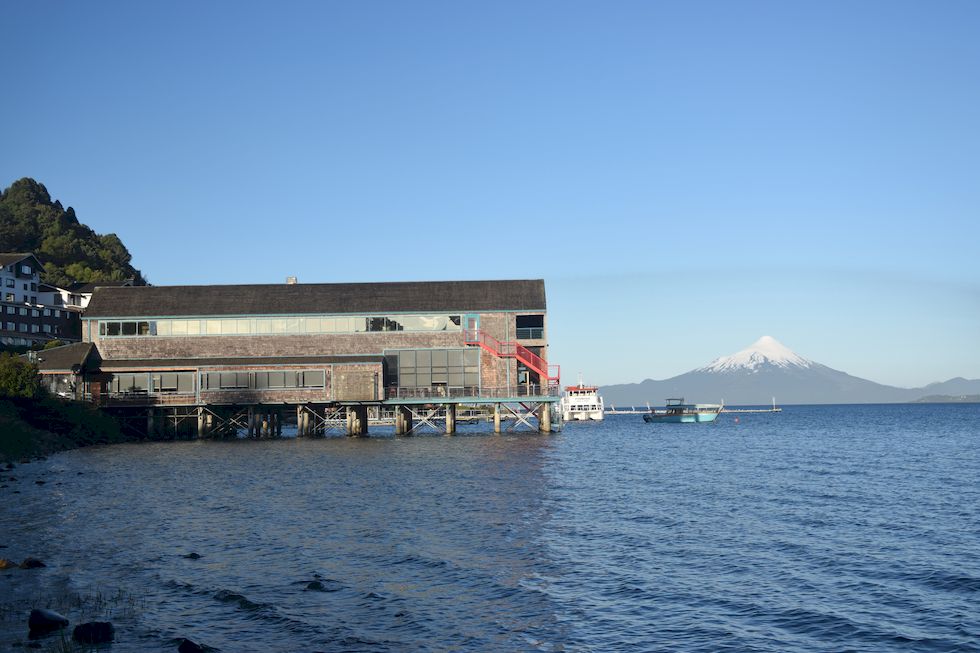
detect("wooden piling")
[445,403,456,435]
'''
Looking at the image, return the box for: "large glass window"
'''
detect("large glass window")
[111,373,149,394]
[151,372,195,394]
[97,314,466,338]
[393,349,479,390]
[203,369,326,391]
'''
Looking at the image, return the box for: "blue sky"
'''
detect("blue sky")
[3,1,978,388]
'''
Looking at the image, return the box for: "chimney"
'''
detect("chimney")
[286,276,298,285]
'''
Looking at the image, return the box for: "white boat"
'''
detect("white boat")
[560,381,605,421]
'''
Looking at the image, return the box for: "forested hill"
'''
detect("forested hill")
[0,178,145,288]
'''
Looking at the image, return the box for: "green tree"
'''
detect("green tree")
[0,177,146,288]
[0,353,44,399]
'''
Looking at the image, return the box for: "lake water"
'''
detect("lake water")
[1,404,979,652]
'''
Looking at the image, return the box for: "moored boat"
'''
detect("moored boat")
[643,398,722,423]
[560,382,605,421]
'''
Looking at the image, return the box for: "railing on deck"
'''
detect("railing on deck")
[515,327,544,340]
[386,384,560,400]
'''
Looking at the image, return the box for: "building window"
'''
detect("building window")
[54,310,61,318]
[110,374,149,394]
[31,324,39,333]
[31,309,39,317]
[18,323,27,332]
[150,372,195,394]
[4,293,13,302]
[4,279,12,288]
[4,322,13,331]
[5,306,13,314]
[20,265,32,275]
[30,296,37,304]
[43,309,50,316]
[18,308,27,316]
[389,348,479,390]
[516,314,544,340]
[42,324,51,333]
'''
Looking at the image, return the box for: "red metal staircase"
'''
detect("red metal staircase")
[464,329,560,384]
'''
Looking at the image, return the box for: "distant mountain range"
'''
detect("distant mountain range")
[600,336,980,406]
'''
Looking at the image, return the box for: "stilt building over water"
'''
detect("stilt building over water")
[64,279,559,437]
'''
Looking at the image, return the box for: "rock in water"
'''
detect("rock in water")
[20,558,46,569]
[28,608,69,633]
[178,638,206,653]
[73,622,114,644]
[182,552,202,559]
[0,558,18,570]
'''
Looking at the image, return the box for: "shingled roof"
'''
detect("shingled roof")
[84,280,547,318]
[24,342,100,373]
[0,253,44,271]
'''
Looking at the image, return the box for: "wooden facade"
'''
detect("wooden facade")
[74,279,559,436]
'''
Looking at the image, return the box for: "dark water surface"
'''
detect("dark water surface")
[2,404,979,652]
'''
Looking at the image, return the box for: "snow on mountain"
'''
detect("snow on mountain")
[697,335,812,373]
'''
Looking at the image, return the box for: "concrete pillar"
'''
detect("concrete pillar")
[395,405,413,436]
[247,407,255,438]
[445,403,456,435]
[147,408,154,438]
[346,406,368,436]
[197,407,206,439]
[296,406,304,437]
[539,403,552,434]
[493,403,501,434]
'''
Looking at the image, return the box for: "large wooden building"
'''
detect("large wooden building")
[69,279,559,436]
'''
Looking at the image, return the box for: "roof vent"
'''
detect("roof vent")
[286,276,298,285]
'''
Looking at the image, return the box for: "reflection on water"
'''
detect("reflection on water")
[2,405,979,652]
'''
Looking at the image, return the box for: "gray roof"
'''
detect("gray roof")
[84,280,546,318]
[0,253,44,271]
[65,279,135,293]
[25,342,99,373]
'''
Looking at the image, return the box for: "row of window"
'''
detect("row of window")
[2,264,34,275]
[4,279,37,292]
[3,322,56,334]
[4,306,66,318]
[108,370,327,394]
[4,279,38,291]
[110,372,196,394]
[98,315,464,338]
[4,293,38,304]
[201,371,326,390]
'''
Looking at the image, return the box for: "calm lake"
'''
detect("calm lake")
[2,404,979,652]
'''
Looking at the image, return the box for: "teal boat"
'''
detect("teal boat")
[643,398,722,423]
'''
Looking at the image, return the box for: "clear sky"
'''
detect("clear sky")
[3,1,978,388]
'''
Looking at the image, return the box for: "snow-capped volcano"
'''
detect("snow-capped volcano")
[698,335,812,373]
[599,335,980,405]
